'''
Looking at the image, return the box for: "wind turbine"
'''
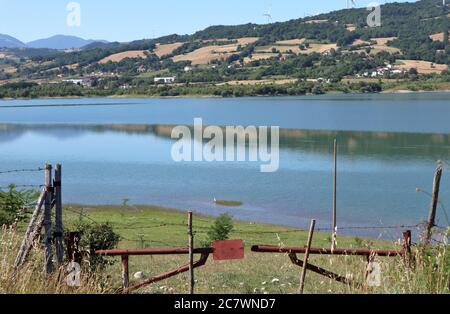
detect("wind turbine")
[347,0,357,9]
[263,4,273,23]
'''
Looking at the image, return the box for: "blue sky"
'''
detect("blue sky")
[0,0,414,43]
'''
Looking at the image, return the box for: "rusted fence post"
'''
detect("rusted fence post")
[43,163,53,275]
[402,230,412,269]
[188,211,194,294]
[121,255,130,291]
[299,219,316,294]
[332,139,338,251]
[54,163,64,264]
[424,164,443,245]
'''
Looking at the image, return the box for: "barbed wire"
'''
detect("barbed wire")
[0,184,43,190]
[0,168,44,175]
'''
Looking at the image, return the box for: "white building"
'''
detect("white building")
[154,77,176,84]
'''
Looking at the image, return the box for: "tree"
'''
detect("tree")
[207,213,234,242]
[0,185,39,226]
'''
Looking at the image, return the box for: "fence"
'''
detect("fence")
[1,160,448,294]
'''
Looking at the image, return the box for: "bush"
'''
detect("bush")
[75,222,120,270]
[0,185,39,226]
[207,213,234,243]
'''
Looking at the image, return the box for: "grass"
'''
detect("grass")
[214,200,243,207]
[60,205,425,294]
[3,204,449,294]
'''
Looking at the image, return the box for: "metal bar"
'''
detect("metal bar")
[251,245,404,257]
[299,220,316,294]
[123,253,210,294]
[289,253,362,289]
[96,247,214,256]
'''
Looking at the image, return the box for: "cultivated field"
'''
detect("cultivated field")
[243,53,278,64]
[397,60,448,74]
[217,78,298,86]
[298,43,338,54]
[99,50,148,64]
[153,42,184,57]
[275,39,306,45]
[430,32,449,42]
[172,38,259,65]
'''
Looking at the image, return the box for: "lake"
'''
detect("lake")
[1,93,449,239]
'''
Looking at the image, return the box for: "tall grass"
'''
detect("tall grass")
[1,220,448,294]
[0,225,111,294]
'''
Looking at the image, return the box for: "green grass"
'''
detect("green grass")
[60,204,419,294]
[5,204,447,294]
[214,200,243,207]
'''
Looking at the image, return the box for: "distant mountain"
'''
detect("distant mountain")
[0,34,26,48]
[27,35,108,50]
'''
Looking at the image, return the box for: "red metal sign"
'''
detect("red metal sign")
[212,240,245,261]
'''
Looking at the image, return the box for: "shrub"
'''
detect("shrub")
[0,185,39,226]
[74,222,120,270]
[207,213,234,243]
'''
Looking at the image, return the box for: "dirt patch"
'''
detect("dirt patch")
[217,78,297,86]
[99,50,148,64]
[430,32,449,42]
[372,37,397,46]
[172,38,258,65]
[153,42,184,57]
[256,45,302,54]
[243,53,278,64]
[303,19,329,24]
[346,24,357,32]
[275,39,305,45]
[297,43,337,54]
[236,37,259,45]
[397,60,448,74]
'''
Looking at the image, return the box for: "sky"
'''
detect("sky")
[0,0,415,43]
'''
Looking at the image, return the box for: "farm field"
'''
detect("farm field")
[99,50,148,64]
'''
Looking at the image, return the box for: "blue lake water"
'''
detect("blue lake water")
[1,93,450,238]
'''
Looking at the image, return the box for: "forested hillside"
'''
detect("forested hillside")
[0,0,449,98]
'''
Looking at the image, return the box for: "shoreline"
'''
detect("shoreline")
[63,203,394,245]
[1,89,450,101]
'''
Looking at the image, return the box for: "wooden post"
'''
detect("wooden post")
[188,211,194,294]
[54,163,64,264]
[332,139,338,251]
[121,255,130,291]
[43,163,53,275]
[14,190,46,268]
[299,219,316,294]
[402,230,412,269]
[424,164,443,245]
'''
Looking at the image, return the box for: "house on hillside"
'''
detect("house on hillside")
[154,76,176,84]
